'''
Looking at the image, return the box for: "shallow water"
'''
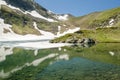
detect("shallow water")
[0,42,120,80]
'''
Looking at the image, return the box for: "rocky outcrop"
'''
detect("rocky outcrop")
[80,38,95,44]
[65,38,95,44]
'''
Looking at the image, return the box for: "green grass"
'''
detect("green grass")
[0,5,75,35]
[1,5,120,36]
[12,24,40,35]
[67,7,120,29]
[55,7,120,43]
[51,27,120,43]
[0,5,41,35]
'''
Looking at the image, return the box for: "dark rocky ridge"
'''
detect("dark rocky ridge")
[4,0,54,18]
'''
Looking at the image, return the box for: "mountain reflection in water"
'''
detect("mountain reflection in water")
[0,42,120,80]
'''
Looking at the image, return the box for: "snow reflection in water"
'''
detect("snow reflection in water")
[0,53,59,78]
[0,46,13,62]
[0,41,70,79]
[0,43,120,80]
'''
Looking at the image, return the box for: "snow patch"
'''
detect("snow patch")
[25,11,56,22]
[32,53,58,66]
[109,51,115,56]
[47,10,54,14]
[33,22,55,39]
[0,0,7,5]
[0,46,13,62]
[15,41,70,49]
[57,26,61,36]
[0,18,14,35]
[0,64,25,78]
[8,5,22,11]
[0,0,23,12]
[0,18,55,41]
[34,49,38,56]
[109,19,114,26]
[56,14,69,21]
[58,47,62,51]
[0,53,57,78]
[107,19,114,27]
[0,0,56,22]
[56,27,80,37]
[0,18,80,41]
[56,54,69,60]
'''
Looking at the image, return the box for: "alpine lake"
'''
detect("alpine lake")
[0,41,120,80]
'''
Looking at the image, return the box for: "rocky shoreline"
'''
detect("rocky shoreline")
[50,38,95,44]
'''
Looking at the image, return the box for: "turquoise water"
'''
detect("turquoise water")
[0,43,120,80]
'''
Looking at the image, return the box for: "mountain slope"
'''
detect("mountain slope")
[1,0,119,42]
[67,7,120,30]
[51,7,120,43]
[0,0,79,41]
[0,0,78,41]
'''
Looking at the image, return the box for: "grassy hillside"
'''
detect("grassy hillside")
[51,7,120,43]
[0,5,76,35]
[0,5,41,35]
[1,4,120,36]
[51,27,120,43]
[66,7,120,30]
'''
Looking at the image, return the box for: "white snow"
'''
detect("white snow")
[15,41,70,49]
[0,53,58,79]
[58,26,61,31]
[0,0,22,12]
[0,0,7,5]
[32,53,58,66]
[33,22,55,38]
[0,19,55,41]
[58,47,62,51]
[0,18,17,41]
[34,49,38,56]
[0,46,13,62]
[25,11,56,22]
[8,5,22,11]
[109,19,114,26]
[0,70,9,78]
[63,49,67,52]
[0,18,80,41]
[0,65,26,78]
[107,19,114,27]
[47,10,54,14]
[56,54,69,60]
[0,18,80,42]
[56,14,69,21]
[56,27,80,37]
[0,0,56,22]
[109,51,115,56]
[57,26,61,36]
